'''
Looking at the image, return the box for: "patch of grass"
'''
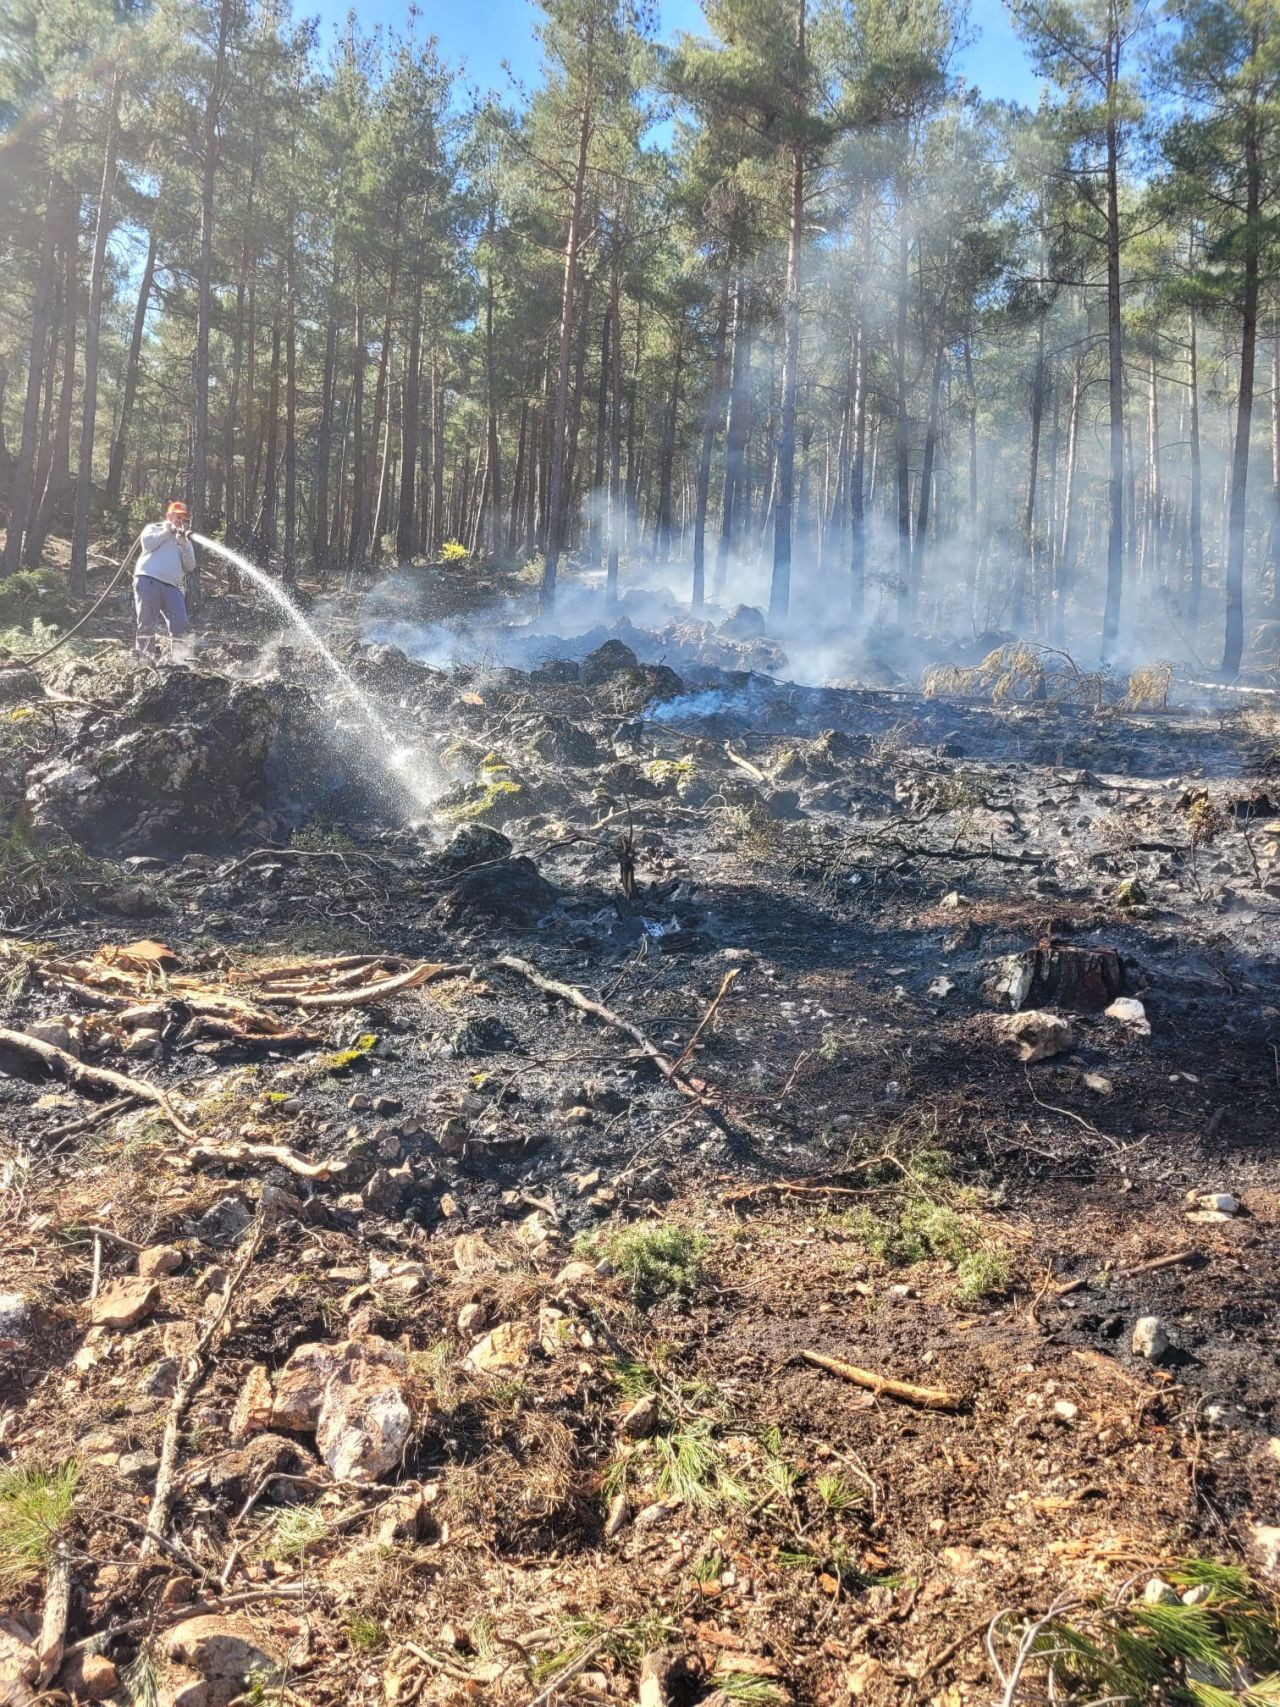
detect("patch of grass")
[652,1420,749,1510]
[321,1032,378,1076]
[0,1461,79,1592]
[122,1647,160,1707]
[954,1246,1013,1305]
[716,1676,788,1704]
[585,1222,708,1305]
[816,1472,865,1516]
[532,1611,678,1684]
[253,1503,328,1562]
[839,1196,1011,1303]
[345,1612,388,1653]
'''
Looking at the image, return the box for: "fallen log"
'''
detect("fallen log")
[0,1027,194,1140]
[801,1349,964,1412]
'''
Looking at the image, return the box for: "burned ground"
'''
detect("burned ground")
[1,609,1279,1706]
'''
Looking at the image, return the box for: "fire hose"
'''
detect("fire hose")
[6,531,146,669]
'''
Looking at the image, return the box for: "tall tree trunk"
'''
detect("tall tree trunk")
[69,76,121,597]
[607,225,623,606]
[347,272,366,569]
[397,255,424,563]
[192,0,234,566]
[2,126,64,578]
[25,180,79,568]
[894,199,912,618]
[542,21,594,608]
[692,278,731,612]
[255,308,281,556]
[1188,303,1204,627]
[1054,355,1083,643]
[654,319,683,563]
[1222,76,1261,676]
[912,334,946,611]
[590,304,610,565]
[716,272,749,595]
[1101,34,1126,657]
[483,215,502,561]
[1015,306,1046,632]
[283,228,298,585]
[769,12,806,630]
[314,251,340,573]
[106,223,158,510]
[509,398,529,557]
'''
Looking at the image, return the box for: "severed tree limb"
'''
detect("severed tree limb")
[265,961,472,1010]
[34,1542,72,1687]
[142,1213,267,1559]
[668,967,741,1078]
[62,1585,308,1659]
[184,1140,345,1180]
[490,954,704,1102]
[0,1027,194,1139]
[44,1095,137,1141]
[801,1349,964,1412]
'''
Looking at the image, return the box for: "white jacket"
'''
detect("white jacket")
[136,522,195,589]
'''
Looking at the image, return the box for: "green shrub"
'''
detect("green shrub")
[590,1222,708,1304]
[0,1461,79,1591]
[0,569,76,634]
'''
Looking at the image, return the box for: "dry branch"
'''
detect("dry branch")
[668,967,741,1077]
[34,1543,72,1687]
[185,1139,345,1180]
[491,953,706,1100]
[0,1026,193,1138]
[265,961,471,1009]
[801,1349,964,1411]
[143,1213,267,1557]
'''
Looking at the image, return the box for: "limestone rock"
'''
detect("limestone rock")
[56,1651,118,1701]
[230,1365,274,1443]
[271,1336,413,1481]
[464,1321,534,1374]
[25,673,286,857]
[91,1277,160,1330]
[1132,1316,1169,1362]
[163,1616,280,1707]
[0,1293,31,1346]
[993,1009,1073,1063]
[138,1245,183,1278]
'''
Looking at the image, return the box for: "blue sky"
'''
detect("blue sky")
[309,0,1042,110]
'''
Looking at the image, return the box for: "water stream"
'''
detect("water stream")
[190,532,434,811]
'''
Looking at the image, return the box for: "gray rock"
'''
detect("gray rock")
[195,1196,252,1246]
[1132,1316,1169,1362]
[437,822,513,874]
[0,1292,31,1344]
[118,1449,160,1482]
[24,1018,78,1054]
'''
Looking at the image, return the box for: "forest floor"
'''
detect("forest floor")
[2,560,1280,1706]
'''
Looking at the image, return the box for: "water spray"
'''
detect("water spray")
[190,533,434,811]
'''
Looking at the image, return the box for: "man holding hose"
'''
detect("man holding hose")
[134,501,196,655]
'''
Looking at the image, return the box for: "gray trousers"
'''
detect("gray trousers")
[135,576,190,652]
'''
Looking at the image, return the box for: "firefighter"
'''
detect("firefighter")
[134,501,196,655]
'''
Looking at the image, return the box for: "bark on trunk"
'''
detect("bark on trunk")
[69,76,121,597]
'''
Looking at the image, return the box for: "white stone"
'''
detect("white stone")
[1106,997,1151,1035]
[1132,1316,1169,1362]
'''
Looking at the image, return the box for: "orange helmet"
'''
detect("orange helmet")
[166,501,190,521]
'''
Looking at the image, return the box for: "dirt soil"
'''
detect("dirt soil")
[2,595,1280,1706]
